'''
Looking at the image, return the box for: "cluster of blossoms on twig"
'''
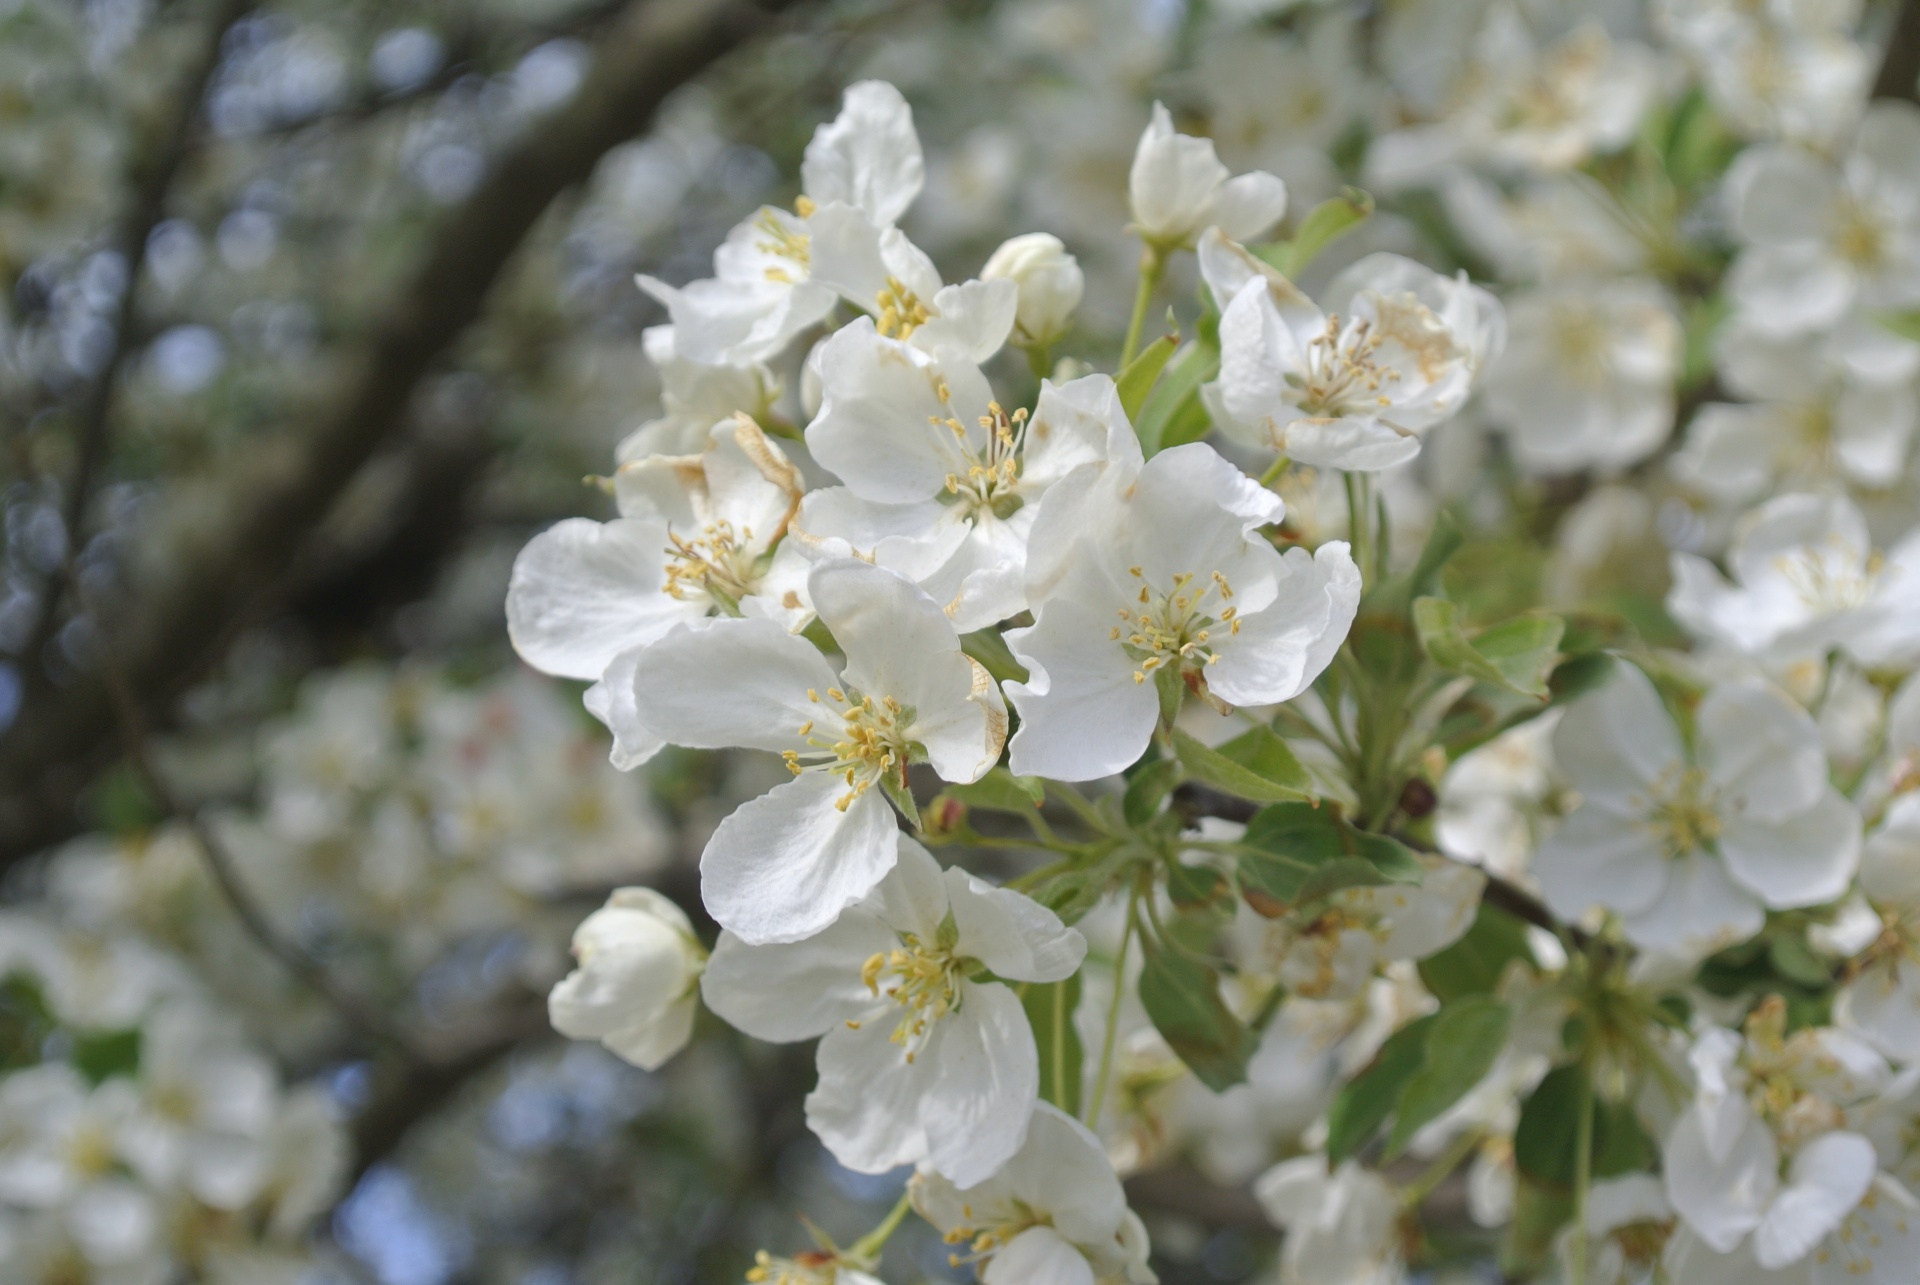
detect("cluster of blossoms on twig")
[509,0,1920,1277]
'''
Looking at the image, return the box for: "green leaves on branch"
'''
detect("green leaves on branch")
[1137,932,1252,1092]
[1171,726,1313,805]
[1256,188,1375,279]
[1020,974,1083,1116]
[1234,801,1422,915]
[1414,598,1564,700]
[1327,996,1510,1161]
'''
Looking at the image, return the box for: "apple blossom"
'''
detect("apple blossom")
[981,232,1083,349]
[547,887,706,1071]
[1128,102,1286,252]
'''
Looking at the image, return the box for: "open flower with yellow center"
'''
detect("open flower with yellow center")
[1205,231,1499,473]
[1669,492,1920,671]
[702,836,1083,1186]
[507,415,808,770]
[806,213,1017,365]
[909,1102,1154,1284]
[1481,276,1680,475]
[629,559,1005,945]
[1536,663,1860,959]
[1665,1003,1889,1271]
[1004,442,1358,781]
[637,80,924,367]
[797,325,1141,631]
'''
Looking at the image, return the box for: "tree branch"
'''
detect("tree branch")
[20,0,256,683]
[1876,0,1920,102]
[0,0,812,871]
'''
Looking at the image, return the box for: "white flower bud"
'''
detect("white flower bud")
[548,887,704,1070]
[981,232,1083,348]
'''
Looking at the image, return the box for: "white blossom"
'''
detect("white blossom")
[1128,102,1287,251]
[548,887,706,1071]
[981,232,1084,349]
[1255,1153,1406,1285]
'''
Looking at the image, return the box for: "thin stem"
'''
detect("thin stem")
[1570,1059,1596,1285]
[1400,1126,1485,1208]
[846,1189,915,1267]
[1044,780,1112,833]
[1085,880,1140,1130]
[1120,245,1166,367]
[1257,454,1292,488]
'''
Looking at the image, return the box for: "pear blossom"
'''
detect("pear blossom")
[1481,277,1682,474]
[981,232,1083,349]
[1723,102,1920,337]
[1535,664,1860,957]
[1128,102,1287,251]
[1665,1002,1889,1270]
[1005,442,1359,781]
[1668,493,1920,670]
[1251,855,1486,1001]
[1254,1153,1406,1285]
[548,888,705,1071]
[637,80,923,366]
[799,328,1141,630]
[1204,231,1500,471]
[507,414,807,768]
[703,836,1083,1185]
[908,1101,1155,1285]
[630,558,1005,944]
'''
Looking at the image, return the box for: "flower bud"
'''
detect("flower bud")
[548,887,705,1070]
[982,233,1083,348]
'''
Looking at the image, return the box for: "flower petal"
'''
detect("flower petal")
[945,868,1086,983]
[701,915,894,1043]
[982,1227,1096,1285]
[1752,1131,1877,1270]
[1665,1100,1778,1254]
[699,779,900,945]
[922,984,1040,1187]
[506,518,696,680]
[630,616,838,753]
[1719,787,1862,909]
[805,1017,933,1174]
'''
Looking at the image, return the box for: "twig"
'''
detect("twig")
[90,612,428,1062]
[1876,0,1920,102]
[0,0,820,874]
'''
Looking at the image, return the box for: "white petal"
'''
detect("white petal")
[1284,416,1426,471]
[602,996,697,1071]
[1207,542,1359,707]
[506,518,697,680]
[1623,853,1765,958]
[1665,1101,1778,1254]
[1207,170,1289,243]
[869,835,952,940]
[1700,679,1829,823]
[1551,661,1683,807]
[914,277,1018,363]
[699,779,900,945]
[1753,1132,1877,1269]
[945,868,1086,983]
[1720,788,1862,909]
[582,645,665,770]
[801,80,924,226]
[1021,373,1141,488]
[1533,805,1672,921]
[630,616,838,753]
[1006,569,1160,781]
[701,915,894,1043]
[807,559,1005,783]
[983,1227,1096,1285]
[922,984,1040,1187]
[806,1017,933,1173]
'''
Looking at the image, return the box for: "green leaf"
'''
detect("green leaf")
[1172,728,1313,804]
[880,772,921,830]
[1419,905,1534,1003]
[71,1027,142,1085]
[1501,1171,1574,1279]
[1021,974,1083,1116]
[1414,598,1564,699]
[1134,335,1220,455]
[1514,1065,1647,1188]
[1326,1014,1436,1161]
[1118,331,1180,422]
[1166,862,1230,911]
[945,767,1044,816]
[1123,757,1184,827]
[1768,934,1832,988]
[1137,937,1252,1092]
[962,628,1028,684]
[1875,309,1920,343]
[1258,188,1374,278]
[1386,997,1510,1156]
[1547,651,1615,703]
[1235,803,1422,911]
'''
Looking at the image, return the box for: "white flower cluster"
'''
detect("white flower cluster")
[0,916,345,1285]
